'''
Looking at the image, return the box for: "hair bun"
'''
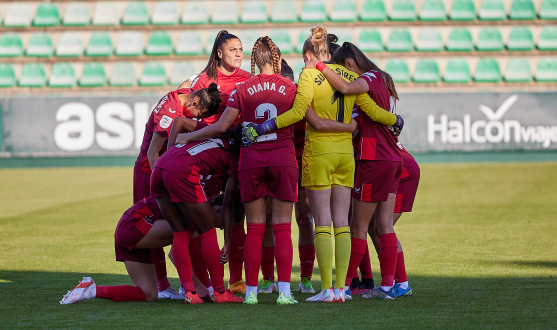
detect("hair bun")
[311,27,328,40]
[208,82,219,93]
[327,34,338,44]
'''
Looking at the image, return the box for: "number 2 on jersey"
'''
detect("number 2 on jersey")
[254,103,278,142]
[332,91,345,123]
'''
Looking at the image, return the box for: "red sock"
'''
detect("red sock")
[298,244,315,279]
[395,251,408,283]
[172,231,195,292]
[273,223,293,283]
[379,233,398,287]
[352,268,359,279]
[151,247,170,292]
[198,227,225,293]
[244,223,265,286]
[345,237,367,287]
[359,244,373,279]
[96,286,146,302]
[261,246,275,281]
[189,236,211,288]
[228,225,246,284]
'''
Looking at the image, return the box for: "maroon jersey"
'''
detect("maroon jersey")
[192,68,251,125]
[122,197,164,223]
[294,120,306,158]
[355,71,401,162]
[398,142,420,179]
[226,73,297,170]
[227,153,240,181]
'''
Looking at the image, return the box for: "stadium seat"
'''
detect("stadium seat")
[240,31,262,55]
[212,1,239,24]
[416,29,443,52]
[139,62,167,86]
[241,1,268,23]
[538,26,557,50]
[152,1,179,25]
[479,0,506,21]
[175,31,204,56]
[300,1,328,22]
[535,57,557,82]
[450,0,477,21]
[330,0,358,22]
[271,1,298,23]
[0,63,15,87]
[474,58,502,82]
[386,29,413,52]
[329,28,353,45]
[4,3,32,27]
[0,33,24,57]
[540,0,557,19]
[79,62,107,87]
[477,28,504,51]
[19,63,47,87]
[93,2,119,26]
[358,29,384,52]
[63,2,91,26]
[444,59,471,83]
[269,31,293,54]
[509,0,536,20]
[205,30,221,54]
[26,33,54,57]
[419,0,447,21]
[389,0,417,21]
[122,2,149,26]
[295,31,307,53]
[49,63,77,88]
[145,31,173,56]
[385,59,410,83]
[33,3,61,27]
[507,27,535,51]
[110,62,136,86]
[446,28,474,51]
[181,1,209,24]
[115,32,143,57]
[294,60,305,83]
[360,0,387,21]
[413,59,440,83]
[505,58,532,82]
[169,61,197,86]
[56,32,84,57]
[86,32,113,57]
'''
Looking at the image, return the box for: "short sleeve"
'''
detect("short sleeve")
[360,71,380,100]
[153,94,181,137]
[226,87,241,109]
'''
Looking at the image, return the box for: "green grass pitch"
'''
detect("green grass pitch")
[1,163,556,329]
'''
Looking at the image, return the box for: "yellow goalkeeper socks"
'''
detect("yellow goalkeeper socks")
[314,226,333,290]
[334,226,351,289]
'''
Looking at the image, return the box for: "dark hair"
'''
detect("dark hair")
[327,34,340,57]
[280,59,294,82]
[210,191,244,223]
[302,27,329,59]
[251,36,281,76]
[333,42,399,100]
[201,30,240,82]
[191,82,222,117]
[218,123,243,154]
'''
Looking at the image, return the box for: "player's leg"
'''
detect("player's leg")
[295,188,316,293]
[228,219,247,293]
[242,197,267,303]
[271,197,296,304]
[259,199,277,294]
[330,184,353,302]
[188,231,214,297]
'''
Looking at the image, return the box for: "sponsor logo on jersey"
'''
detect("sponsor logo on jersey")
[159,115,173,129]
[354,188,361,193]
[168,108,176,113]
[153,94,169,113]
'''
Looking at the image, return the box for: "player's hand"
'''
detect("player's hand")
[220,245,229,265]
[393,115,404,135]
[348,118,358,132]
[242,124,259,147]
[175,133,189,145]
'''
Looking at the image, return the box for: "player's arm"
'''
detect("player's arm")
[355,93,397,126]
[304,107,357,132]
[167,118,200,148]
[322,71,369,95]
[176,107,240,145]
[147,132,166,171]
[220,176,238,265]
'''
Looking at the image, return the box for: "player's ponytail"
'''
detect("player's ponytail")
[280,59,294,82]
[201,30,240,82]
[302,27,330,60]
[327,33,340,57]
[251,36,281,76]
[191,82,222,116]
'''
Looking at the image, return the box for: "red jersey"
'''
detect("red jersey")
[397,141,420,179]
[226,73,297,170]
[294,120,306,158]
[355,71,401,162]
[122,197,164,223]
[192,68,251,125]
[136,88,195,174]
[227,153,240,181]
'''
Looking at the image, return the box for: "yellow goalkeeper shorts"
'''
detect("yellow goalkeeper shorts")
[301,153,355,190]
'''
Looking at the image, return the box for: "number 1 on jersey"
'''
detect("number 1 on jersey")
[332,91,345,123]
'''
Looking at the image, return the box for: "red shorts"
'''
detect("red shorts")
[353,160,403,202]
[151,166,207,203]
[296,156,304,192]
[238,166,298,202]
[114,214,157,264]
[394,170,420,213]
[202,173,227,198]
[133,160,151,204]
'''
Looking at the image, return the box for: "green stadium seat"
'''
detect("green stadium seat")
[444,59,471,83]
[110,62,136,86]
[93,2,119,26]
[507,27,534,51]
[329,28,353,45]
[413,59,440,83]
[139,62,167,86]
[33,3,61,27]
[330,0,358,22]
[169,61,197,86]
[241,1,268,23]
[181,1,209,24]
[477,28,504,51]
[26,33,54,57]
[145,31,173,56]
[300,1,327,22]
[0,63,16,87]
[4,3,32,27]
[446,28,474,51]
[205,30,221,54]
[360,0,387,21]
[86,32,113,57]
[63,2,91,26]
[416,29,443,52]
[122,2,149,26]
[271,1,298,23]
[115,32,143,57]
[389,0,417,21]
[152,1,179,25]
[538,27,557,50]
[295,31,307,54]
[19,63,47,87]
[419,0,447,21]
[79,62,106,87]
[175,31,204,56]
[450,0,477,21]
[385,59,410,83]
[535,58,557,82]
[240,31,261,55]
[509,0,536,20]
[294,60,305,83]
[479,0,506,21]
[386,29,413,52]
[49,63,77,88]
[358,29,384,52]
[212,1,239,24]
[56,33,84,57]
[540,0,557,19]
[269,31,293,54]
[474,58,502,82]
[505,58,532,82]
[0,33,24,57]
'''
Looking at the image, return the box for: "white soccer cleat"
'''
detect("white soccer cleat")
[334,287,349,302]
[298,277,316,293]
[158,286,185,300]
[306,287,335,303]
[60,277,96,305]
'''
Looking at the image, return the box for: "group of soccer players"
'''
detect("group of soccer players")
[60,26,420,306]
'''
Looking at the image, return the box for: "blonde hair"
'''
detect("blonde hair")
[250,36,281,76]
[302,27,329,59]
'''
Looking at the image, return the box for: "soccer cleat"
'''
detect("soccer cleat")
[362,287,397,300]
[298,277,316,293]
[334,287,349,302]
[350,279,375,295]
[184,292,204,304]
[158,286,185,300]
[394,283,413,297]
[306,287,335,303]
[228,280,247,294]
[276,292,298,305]
[258,279,277,294]
[60,277,96,305]
[213,289,244,303]
[243,292,258,304]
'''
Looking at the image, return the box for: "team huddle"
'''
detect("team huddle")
[60,26,420,305]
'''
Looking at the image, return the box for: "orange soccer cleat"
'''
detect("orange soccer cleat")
[213,289,245,303]
[184,292,204,305]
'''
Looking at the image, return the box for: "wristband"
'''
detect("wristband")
[316,61,327,72]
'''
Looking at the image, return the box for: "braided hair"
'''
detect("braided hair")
[250,36,281,76]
